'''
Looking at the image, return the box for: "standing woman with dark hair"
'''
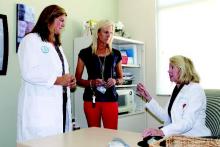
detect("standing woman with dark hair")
[17,5,76,142]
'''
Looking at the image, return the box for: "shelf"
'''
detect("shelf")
[113,36,144,45]
[122,64,140,68]
[118,111,145,118]
[116,84,137,88]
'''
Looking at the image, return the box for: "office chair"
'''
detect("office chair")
[205,89,220,136]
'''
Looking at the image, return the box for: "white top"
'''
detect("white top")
[145,82,211,137]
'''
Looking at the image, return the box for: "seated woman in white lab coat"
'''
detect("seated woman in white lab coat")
[136,55,211,138]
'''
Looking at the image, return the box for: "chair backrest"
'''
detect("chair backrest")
[205,89,220,136]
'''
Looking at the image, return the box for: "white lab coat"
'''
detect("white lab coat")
[17,33,72,142]
[145,82,211,137]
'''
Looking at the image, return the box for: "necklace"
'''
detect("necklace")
[98,56,106,80]
[97,49,108,80]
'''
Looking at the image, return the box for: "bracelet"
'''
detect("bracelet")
[116,79,119,85]
[89,80,93,87]
[89,80,96,103]
[116,79,120,85]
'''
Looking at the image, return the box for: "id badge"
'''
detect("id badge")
[97,86,106,94]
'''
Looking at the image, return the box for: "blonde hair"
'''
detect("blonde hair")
[91,20,115,54]
[170,55,200,84]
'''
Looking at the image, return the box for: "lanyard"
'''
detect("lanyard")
[98,56,106,80]
[89,80,96,108]
[97,48,108,80]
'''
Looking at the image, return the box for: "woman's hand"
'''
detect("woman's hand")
[91,79,105,87]
[136,83,152,102]
[105,78,116,88]
[55,74,75,87]
[142,128,164,138]
[68,77,77,89]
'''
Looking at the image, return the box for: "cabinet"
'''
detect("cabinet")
[73,36,146,132]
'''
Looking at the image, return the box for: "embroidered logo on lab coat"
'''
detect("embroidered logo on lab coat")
[41,46,49,53]
[178,96,187,110]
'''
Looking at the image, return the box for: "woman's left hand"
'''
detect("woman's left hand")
[68,77,77,89]
[142,128,164,138]
[105,78,116,88]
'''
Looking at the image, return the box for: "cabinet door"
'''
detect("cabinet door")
[118,112,146,132]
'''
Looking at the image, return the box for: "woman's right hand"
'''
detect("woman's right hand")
[136,83,152,102]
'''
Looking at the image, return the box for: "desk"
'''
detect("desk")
[17,127,142,147]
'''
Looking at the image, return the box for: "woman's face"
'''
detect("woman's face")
[98,25,113,45]
[168,63,180,83]
[49,14,66,35]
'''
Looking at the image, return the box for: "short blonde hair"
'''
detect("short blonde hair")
[170,55,200,84]
[91,19,115,54]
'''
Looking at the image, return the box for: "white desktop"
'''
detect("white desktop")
[17,127,142,147]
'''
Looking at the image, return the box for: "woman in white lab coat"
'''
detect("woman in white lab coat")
[17,5,76,142]
[136,55,211,138]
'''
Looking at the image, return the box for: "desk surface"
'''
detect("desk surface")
[17,127,142,147]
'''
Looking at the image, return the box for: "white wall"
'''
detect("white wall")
[119,0,170,129]
[0,0,171,146]
[0,0,118,146]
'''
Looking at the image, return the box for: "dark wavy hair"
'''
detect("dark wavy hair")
[31,5,67,46]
